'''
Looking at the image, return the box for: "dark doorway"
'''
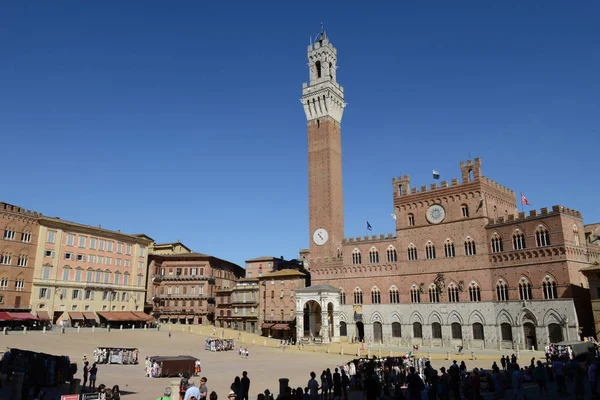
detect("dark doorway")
[373,322,383,343]
[523,322,537,350]
[356,321,365,342]
[548,323,563,343]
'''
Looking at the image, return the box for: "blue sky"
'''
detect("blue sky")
[1,1,598,268]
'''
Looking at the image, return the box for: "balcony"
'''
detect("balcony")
[231,299,259,306]
[152,274,216,284]
[153,306,207,314]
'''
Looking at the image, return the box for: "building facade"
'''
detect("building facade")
[299,30,597,350]
[148,253,244,325]
[31,217,152,326]
[0,203,40,311]
[215,278,260,333]
[259,269,308,339]
[581,224,600,337]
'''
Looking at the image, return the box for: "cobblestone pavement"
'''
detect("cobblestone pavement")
[0,327,593,399]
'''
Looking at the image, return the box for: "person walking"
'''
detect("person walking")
[241,371,250,400]
[82,361,90,390]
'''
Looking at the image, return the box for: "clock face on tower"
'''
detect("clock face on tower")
[426,204,446,224]
[313,228,329,246]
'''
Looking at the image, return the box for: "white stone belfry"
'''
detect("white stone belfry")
[301,30,346,123]
[296,284,341,344]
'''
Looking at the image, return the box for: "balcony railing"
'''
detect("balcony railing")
[153,294,213,302]
[153,306,208,313]
[152,274,215,284]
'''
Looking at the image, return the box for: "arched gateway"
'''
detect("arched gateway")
[295,285,341,343]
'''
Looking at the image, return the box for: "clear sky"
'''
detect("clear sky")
[1,1,598,268]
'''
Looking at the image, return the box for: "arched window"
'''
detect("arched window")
[352,249,362,265]
[501,323,513,341]
[407,244,418,261]
[448,282,459,303]
[491,232,503,253]
[432,322,442,339]
[339,289,346,305]
[536,225,551,247]
[413,322,423,338]
[573,225,581,246]
[542,275,558,299]
[391,322,401,337]
[513,229,526,250]
[0,252,12,265]
[496,279,509,301]
[408,213,415,226]
[340,321,347,336]
[17,254,28,267]
[353,287,363,304]
[387,246,397,262]
[369,247,379,264]
[425,241,436,260]
[389,286,400,304]
[410,284,420,304]
[464,236,477,256]
[519,277,532,300]
[451,322,462,339]
[461,204,469,218]
[472,323,484,340]
[0,276,9,290]
[429,284,439,303]
[371,287,381,304]
[469,281,481,302]
[444,239,455,258]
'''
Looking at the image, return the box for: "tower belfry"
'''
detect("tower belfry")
[302,29,346,265]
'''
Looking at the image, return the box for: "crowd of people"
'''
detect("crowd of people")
[205,338,237,352]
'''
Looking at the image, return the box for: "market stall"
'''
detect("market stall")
[93,347,139,364]
[146,355,198,378]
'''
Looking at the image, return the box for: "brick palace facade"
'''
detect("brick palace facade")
[298,30,597,350]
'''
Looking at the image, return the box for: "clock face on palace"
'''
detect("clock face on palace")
[426,204,446,224]
[313,228,329,246]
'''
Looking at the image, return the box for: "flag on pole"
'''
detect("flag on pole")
[432,170,440,180]
[366,221,372,231]
[391,213,397,220]
[520,193,531,206]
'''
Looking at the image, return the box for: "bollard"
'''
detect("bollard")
[252,338,255,345]
[446,351,450,360]
[23,326,27,334]
[368,350,371,358]
[357,348,361,357]
[428,351,431,359]
[77,326,80,333]
[264,339,267,346]
[92,326,95,332]
[327,346,330,354]
[242,338,245,343]
[144,325,147,330]
[378,349,381,358]
[4,327,7,335]
[313,344,316,352]
[389,350,393,357]
[132,325,135,331]
[471,352,476,360]
[120,325,123,330]
[43,326,46,334]
[279,378,290,398]
[340,345,344,355]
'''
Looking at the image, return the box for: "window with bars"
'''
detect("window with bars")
[369,248,379,264]
[469,282,481,302]
[425,242,436,260]
[389,287,400,304]
[407,244,418,261]
[353,288,363,304]
[496,280,509,301]
[444,240,455,257]
[513,230,526,250]
[371,288,381,304]
[410,286,420,303]
[387,247,397,262]
[429,285,439,303]
[464,237,477,256]
[448,283,459,303]
[352,249,362,265]
[535,226,551,247]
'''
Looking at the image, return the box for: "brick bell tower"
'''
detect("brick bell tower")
[302,28,346,266]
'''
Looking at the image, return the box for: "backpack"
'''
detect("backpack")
[180,378,189,393]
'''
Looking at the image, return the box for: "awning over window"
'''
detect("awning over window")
[131,312,154,321]
[83,312,97,320]
[36,311,51,320]
[0,312,14,321]
[10,313,39,321]
[271,323,290,331]
[98,312,117,321]
[261,323,275,329]
[69,312,85,320]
